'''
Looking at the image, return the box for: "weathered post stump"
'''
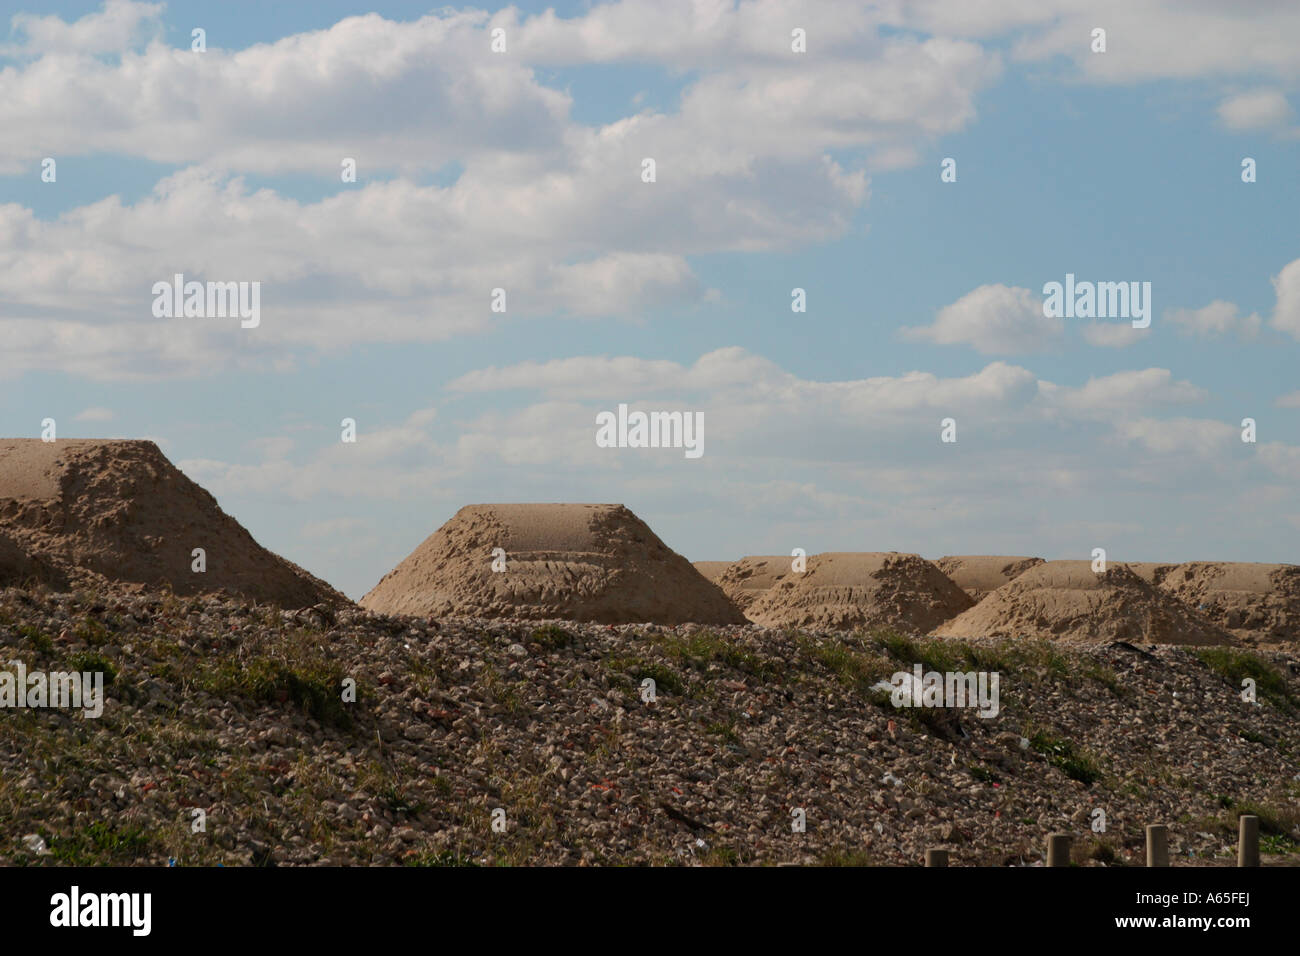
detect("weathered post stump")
[1238,815,1260,867]
[1145,824,1169,867]
[1047,833,1071,867]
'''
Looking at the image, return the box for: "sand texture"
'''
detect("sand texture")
[744,552,974,633]
[1156,562,1300,646]
[934,560,1232,645]
[714,555,795,613]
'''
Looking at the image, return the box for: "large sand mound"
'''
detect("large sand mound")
[1157,562,1300,645]
[934,561,1231,645]
[744,552,974,633]
[935,555,1044,601]
[361,503,747,624]
[0,439,345,607]
[714,555,793,613]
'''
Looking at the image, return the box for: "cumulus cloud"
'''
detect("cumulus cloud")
[1217,89,1293,130]
[993,1,1300,86]
[6,0,162,56]
[446,348,1210,455]
[1166,300,1262,339]
[901,284,1063,354]
[0,2,1016,378]
[1041,368,1207,418]
[0,3,995,176]
[1114,417,1237,457]
[1271,258,1300,340]
[0,8,569,175]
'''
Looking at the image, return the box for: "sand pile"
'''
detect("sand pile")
[743,552,974,633]
[714,555,793,613]
[1156,562,1300,645]
[934,561,1231,645]
[935,555,1044,601]
[0,439,345,607]
[361,503,746,624]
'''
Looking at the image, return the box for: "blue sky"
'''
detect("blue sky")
[1,1,1297,598]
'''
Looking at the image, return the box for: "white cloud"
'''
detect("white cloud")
[1271,257,1300,340]
[1042,368,1207,418]
[0,3,996,177]
[72,406,114,422]
[1114,417,1237,457]
[7,0,162,56]
[901,284,1063,354]
[1166,300,1262,339]
[997,1,1300,86]
[1276,390,1300,409]
[448,347,786,398]
[1217,89,1293,131]
[1257,441,1300,481]
[0,8,570,175]
[0,1,1011,378]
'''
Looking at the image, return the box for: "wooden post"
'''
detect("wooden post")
[1238,815,1260,867]
[925,848,948,867]
[1047,833,1071,867]
[1145,824,1169,867]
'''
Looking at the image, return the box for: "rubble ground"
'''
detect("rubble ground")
[1,586,1297,867]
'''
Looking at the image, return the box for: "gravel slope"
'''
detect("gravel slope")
[2,585,1297,867]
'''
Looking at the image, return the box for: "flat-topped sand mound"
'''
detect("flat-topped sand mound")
[714,555,793,613]
[935,555,1044,601]
[0,439,345,607]
[692,561,732,583]
[934,560,1231,645]
[1157,562,1300,645]
[361,503,746,624]
[744,552,974,633]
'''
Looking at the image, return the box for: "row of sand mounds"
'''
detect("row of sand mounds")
[0,439,1291,640]
[934,561,1232,645]
[700,553,1271,644]
[360,503,746,625]
[743,552,975,633]
[0,439,345,608]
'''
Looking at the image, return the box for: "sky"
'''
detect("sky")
[0,0,1297,600]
